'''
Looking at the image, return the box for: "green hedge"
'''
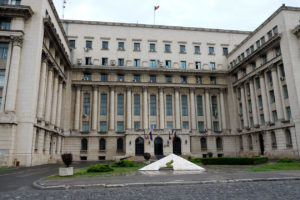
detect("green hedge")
[111,160,136,167]
[189,158,203,164]
[200,157,268,165]
[87,164,114,173]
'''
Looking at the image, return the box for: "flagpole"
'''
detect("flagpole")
[154,7,155,25]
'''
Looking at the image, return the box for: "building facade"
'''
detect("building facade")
[0,0,300,166]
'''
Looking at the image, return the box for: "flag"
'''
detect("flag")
[154,5,160,11]
[150,131,153,141]
[144,130,146,139]
[172,130,175,142]
[174,131,177,140]
[147,132,149,140]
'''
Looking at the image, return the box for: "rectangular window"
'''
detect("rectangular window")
[11,0,21,5]
[198,121,204,132]
[194,46,200,54]
[272,110,278,122]
[0,0,8,4]
[256,40,261,48]
[181,76,187,83]
[86,40,92,49]
[258,95,263,108]
[101,73,108,82]
[0,70,5,87]
[181,95,188,116]
[267,71,272,83]
[237,88,241,99]
[0,42,9,59]
[223,47,228,55]
[267,30,273,39]
[262,54,268,64]
[209,47,215,55]
[210,62,216,70]
[0,18,11,30]
[117,74,124,82]
[117,121,124,132]
[117,94,124,115]
[273,26,278,35]
[246,83,250,95]
[182,121,189,129]
[283,85,289,99]
[251,62,256,69]
[248,100,252,113]
[250,45,254,53]
[196,76,202,84]
[167,121,173,129]
[150,122,157,129]
[196,62,201,69]
[150,43,156,52]
[166,95,173,116]
[118,42,124,50]
[197,96,203,116]
[102,58,108,66]
[99,121,107,133]
[150,95,157,116]
[102,41,108,49]
[166,60,171,68]
[165,44,171,52]
[150,60,157,68]
[213,121,220,132]
[180,45,186,53]
[133,74,140,82]
[134,94,140,116]
[83,73,91,81]
[241,120,244,129]
[69,40,75,48]
[181,61,186,69]
[134,121,140,130]
[134,43,140,51]
[261,36,265,44]
[83,93,90,115]
[250,117,254,127]
[239,103,243,115]
[269,90,275,103]
[212,96,218,117]
[210,76,216,85]
[255,77,260,89]
[279,64,285,77]
[118,58,124,66]
[134,59,140,67]
[85,57,92,65]
[260,114,265,125]
[286,106,291,120]
[150,75,156,83]
[165,75,172,83]
[0,97,2,111]
[82,121,89,132]
[100,93,107,115]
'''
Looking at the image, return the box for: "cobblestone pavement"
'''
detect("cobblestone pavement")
[0,180,300,200]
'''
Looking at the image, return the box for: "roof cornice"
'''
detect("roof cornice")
[0,5,33,19]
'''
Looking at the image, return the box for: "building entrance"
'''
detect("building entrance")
[154,137,163,156]
[173,137,181,155]
[259,133,265,155]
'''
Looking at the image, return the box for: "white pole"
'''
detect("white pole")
[154,7,155,25]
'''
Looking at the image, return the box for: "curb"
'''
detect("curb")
[33,177,300,190]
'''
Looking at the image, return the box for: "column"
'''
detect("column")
[45,68,54,123]
[5,36,23,111]
[51,75,59,125]
[37,55,48,119]
[143,87,148,129]
[175,88,181,129]
[249,79,259,126]
[159,88,165,129]
[37,130,45,154]
[74,86,81,130]
[220,89,227,130]
[44,132,50,155]
[271,66,284,120]
[205,89,211,130]
[260,73,270,123]
[57,136,62,155]
[240,86,249,128]
[190,89,196,130]
[50,135,56,155]
[109,87,115,130]
[92,86,98,131]
[126,87,132,130]
[56,81,63,127]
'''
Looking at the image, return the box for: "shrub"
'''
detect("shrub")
[112,160,136,167]
[144,153,151,161]
[166,160,173,168]
[277,158,297,163]
[189,158,203,164]
[87,164,114,173]
[201,157,268,165]
[61,153,73,167]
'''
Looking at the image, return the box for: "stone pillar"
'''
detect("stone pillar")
[126,87,132,130]
[240,86,249,128]
[37,55,48,119]
[109,87,115,130]
[5,36,23,111]
[38,130,45,154]
[271,66,284,120]
[205,90,211,130]
[143,87,148,129]
[249,79,259,126]
[220,89,227,130]
[260,73,270,123]
[92,86,98,131]
[45,68,54,123]
[50,135,56,155]
[74,86,81,130]
[190,89,196,130]
[56,81,63,127]
[57,136,62,155]
[51,75,59,125]
[44,132,50,155]
[159,88,165,129]
[175,89,181,129]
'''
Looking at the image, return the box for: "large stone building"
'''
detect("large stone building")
[0,0,300,166]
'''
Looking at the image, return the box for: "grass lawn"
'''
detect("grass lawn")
[47,163,147,179]
[0,168,16,172]
[249,162,300,172]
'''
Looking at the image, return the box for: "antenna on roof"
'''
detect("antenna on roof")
[62,0,67,19]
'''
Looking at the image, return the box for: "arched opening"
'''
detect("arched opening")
[117,138,123,152]
[81,138,88,151]
[200,137,207,150]
[99,138,106,151]
[285,129,293,148]
[173,137,181,155]
[271,132,277,149]
[259,133,264,155]
[154,137,163,156]
[135,137,144,156]
[216,137,223,150]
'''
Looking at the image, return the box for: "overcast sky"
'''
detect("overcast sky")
[53,0,300,31]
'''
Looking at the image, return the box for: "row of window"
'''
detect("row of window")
[230,26,279,68]
[0,0,21,5]
[70,39,229,56]
[83,73,217,85]
[80,138,123,152]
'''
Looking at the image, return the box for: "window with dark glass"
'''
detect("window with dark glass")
[0,70,5,87]
[251,62,256,69]
[275,46,281,56]
[181,95,188,116]
[150,60,156,68]
[83,73,91,81]
[117,138,123,152]
[210,62,216,70]
[150,95,157,116]
[102,41,108,49]
[286,106,291,120]
[81,138,88,150]
[0,0,8,5]
[134,94,140,116]
[166,95,173,116]
[118,58,124,66]
[0,18,11,30]
[258,95,263,109]
[181,76,187,83]
[198,122,204,132]
[197,96,203,116]
[118,42,124,50]
[212,96,218,117]
[256,40,261,48]
[150,43,156,52]
[165,75,172,83]
[150,75,156,83]
[102,58,108,66]
[182,121,189,129]
[166,60,171,68]
[273,26,278,35]
[267,30,273,39]
[0,42,9,59]
[134,121,140,130]
[11,0,21,5]
[165,44,171,52]
[117,94,124,115]
[261,36,265,44]
[267,71,272,83]
[180,45,186,53]
[194,46,200,54]
[82,122,89,132]
[167,121,173,129]
[210,76,216,85]
[100,93,107,115]
[117,121,124,132]
[133,74,140,82]
[272,110,278,122]
[196,61,201,69]
[279,64,285,77]
[69,40,75,48]
[269,90,275,103]
[85,57,92,65]
[260,114,265,125]
[99,139,106,150]
[239,103,243,115]
[181,61,186,69]
[83,93,90,115]
[196,76,202,84]
[209,47,215,55]
[101,73,108,82]
[213,122,220,132]
[223,47,228,55]
[250,45,254,53]
[134,59,140,67]
[99,121,107,132]
[248,100,252,113]
[255,77,260,89]
[261,54,267,64]
[283,85,288,99]
[201,137,207,150]
[86,40,92,49]
[216,137,222,149]
[134,43,140,51]
[117,74,124,82]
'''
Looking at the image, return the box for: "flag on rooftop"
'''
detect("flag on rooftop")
[154,5,160,11]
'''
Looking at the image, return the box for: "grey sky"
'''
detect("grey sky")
[53,0,300,31]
